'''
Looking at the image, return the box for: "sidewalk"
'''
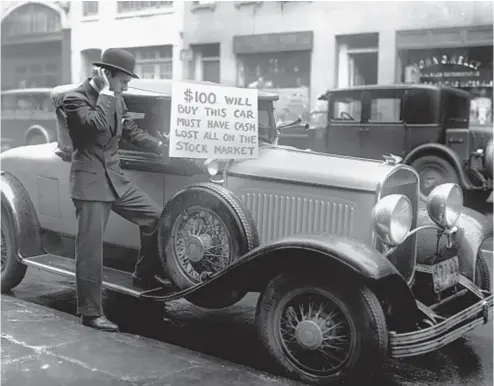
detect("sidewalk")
[1,295,299,386]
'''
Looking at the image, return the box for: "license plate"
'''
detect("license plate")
[432,256,460,293]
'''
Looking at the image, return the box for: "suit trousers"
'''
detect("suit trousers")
[73,184,162,317]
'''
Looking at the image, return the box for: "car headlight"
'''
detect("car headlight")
[372,194,413,246]
[484,139,493,177]
[204,159,220,176]
[427,183,463,228]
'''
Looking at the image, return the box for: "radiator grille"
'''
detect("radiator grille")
[242,193,355,244]
[377,167,419,283]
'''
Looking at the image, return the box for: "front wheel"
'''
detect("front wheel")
[475,254,491,291]
[256,274,388,385]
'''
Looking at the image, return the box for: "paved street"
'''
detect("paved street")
[2,257,493,386]
[1,279,301,386]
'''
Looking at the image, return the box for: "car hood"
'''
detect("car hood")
[228,145,398,192]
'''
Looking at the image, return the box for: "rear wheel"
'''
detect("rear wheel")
[411,155,460,202]
[1,205,27,293]
[26,132,48,146]
[256,274,388,385]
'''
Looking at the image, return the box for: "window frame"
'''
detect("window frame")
[129,46,174,80]
[82,1,99,18]
[328,90,364,124]
[115,1,174,18]
[367,91,404,124]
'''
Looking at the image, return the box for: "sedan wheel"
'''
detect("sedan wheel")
[411,155,460,201]
[256,274,388,385]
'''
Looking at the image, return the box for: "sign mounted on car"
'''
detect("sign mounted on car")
[169,81,259,159]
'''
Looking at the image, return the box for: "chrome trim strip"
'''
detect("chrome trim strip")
[374,164,420,284]
[389,294,493,358]
[23,255,142,297]
[459,275,485,300]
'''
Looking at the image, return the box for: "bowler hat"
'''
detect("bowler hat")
[92,48,139,79]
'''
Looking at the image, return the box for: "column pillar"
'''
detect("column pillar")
[377,30,396,85]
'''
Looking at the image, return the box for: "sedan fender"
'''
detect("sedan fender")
[416,205,493,281]
[404,143,473,190]
[182,234,419,331]
[0,172,42,260]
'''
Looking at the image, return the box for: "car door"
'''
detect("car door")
[325,90,363,158]
[362,89,407,160]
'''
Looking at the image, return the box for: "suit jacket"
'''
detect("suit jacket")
[63,79,161,202]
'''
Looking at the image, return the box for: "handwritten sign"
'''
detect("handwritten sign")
[169,82,258,159]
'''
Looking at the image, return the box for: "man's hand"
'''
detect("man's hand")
[93,67,110,92]
[156,131,170,148]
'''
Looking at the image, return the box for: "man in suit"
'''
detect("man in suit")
[63,48,168,332]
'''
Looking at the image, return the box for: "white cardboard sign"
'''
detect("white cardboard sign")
[169,81,258,159]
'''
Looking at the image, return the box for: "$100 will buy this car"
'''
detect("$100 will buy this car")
[1,79,492,385]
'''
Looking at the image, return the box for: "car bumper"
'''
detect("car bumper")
[388,293,493,358]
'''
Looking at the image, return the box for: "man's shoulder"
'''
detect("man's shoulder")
[63,84,89,104]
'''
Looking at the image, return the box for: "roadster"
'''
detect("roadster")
[1,79,492,385]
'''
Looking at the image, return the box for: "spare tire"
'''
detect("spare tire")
[158,183,259,308]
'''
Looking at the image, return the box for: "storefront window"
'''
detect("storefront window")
[83,1,99,17]
[1,3,61,37]
[401,46,493,126]
[237,51,311,125]
[125,46,173,79]
[117,1,173,13]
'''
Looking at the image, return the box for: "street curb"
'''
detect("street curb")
[1,295,301,386]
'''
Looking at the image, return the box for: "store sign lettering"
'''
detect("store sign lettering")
[421,70,481,79]
[412,55,481,71]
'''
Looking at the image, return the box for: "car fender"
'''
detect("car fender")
[184,233,418,331]
[404,143,473,190]
[0,171,42,260]
[416,205,493,281]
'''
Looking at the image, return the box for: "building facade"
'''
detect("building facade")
[1,1,71,90]
[182,1,493,125]
[70,1,185,83]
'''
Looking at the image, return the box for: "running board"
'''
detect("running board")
[22,254,184,301]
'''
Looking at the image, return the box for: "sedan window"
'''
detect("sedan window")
[330,95,362,122]
[370,97,402,122]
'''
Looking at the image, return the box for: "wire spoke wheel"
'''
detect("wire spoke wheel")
[171,206,232,284]
[276,291,353,376]
[257,275,388,385]
[1,228,8,272]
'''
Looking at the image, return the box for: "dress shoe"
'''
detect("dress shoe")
[81,316,119,332]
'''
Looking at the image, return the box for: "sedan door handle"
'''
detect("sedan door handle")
[359,127,369,132]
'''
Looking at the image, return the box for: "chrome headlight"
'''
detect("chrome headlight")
[372,194,413,246]
[204,159,220,176]
[427,183,463,228]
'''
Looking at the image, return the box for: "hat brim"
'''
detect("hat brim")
[92,62,139,79]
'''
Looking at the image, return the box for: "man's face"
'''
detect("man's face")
[108,71,132,95]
